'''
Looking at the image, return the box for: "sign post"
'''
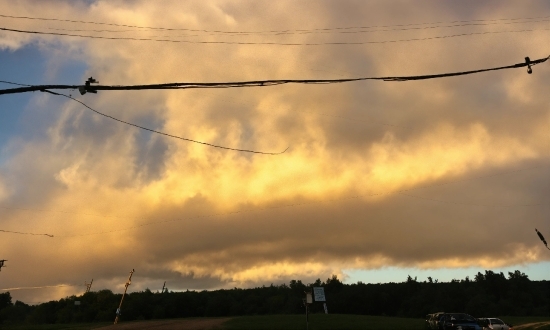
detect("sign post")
[305,291,312,330]
[313,287,327,314]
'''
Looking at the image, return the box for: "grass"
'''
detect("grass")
[1,322,111,330]
[498,316,550,330]
[498,316,550,325]
[223,314,426,330]
[1,315,549,330]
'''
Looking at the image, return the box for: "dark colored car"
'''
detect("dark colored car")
[426,312,445,329]
[438,313,482,330]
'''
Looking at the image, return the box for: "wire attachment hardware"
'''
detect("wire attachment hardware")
[525,57,533,74]
[78,77,99,95]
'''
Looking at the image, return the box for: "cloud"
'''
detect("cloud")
[1,0,550,303]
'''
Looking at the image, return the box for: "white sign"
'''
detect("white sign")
[313,287,326,302]
[306,292,313,304]
[74,301,81,306]
[323,303,328,314]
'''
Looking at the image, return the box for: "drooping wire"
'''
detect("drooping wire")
[34,18,550,37]
[2,26,550,46]
[0,229,53,237]
[0,80,30,87]
[398,192,542,208]
[0,284,79,291]
[39,90,288,155]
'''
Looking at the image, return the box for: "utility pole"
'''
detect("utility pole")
[114,269,134,325]
[161,281,166,293]
[0,260,6,271]
[85,279,93,293]
[536,229,550,250]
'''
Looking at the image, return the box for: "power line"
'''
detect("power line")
[2,13,549,35]
[0,229,53,237]
[0,284,78,291]
[1,56,548,96]
[26,18,550,38]
[2,26,550,46]
[398,192,543,208]
[40,90,288,155]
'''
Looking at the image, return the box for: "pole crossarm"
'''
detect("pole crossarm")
[0,56,548,96]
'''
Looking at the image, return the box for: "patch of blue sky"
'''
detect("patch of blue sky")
[343,261,550,284]
[0,44,88,164]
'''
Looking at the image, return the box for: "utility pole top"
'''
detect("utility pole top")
[85,279,93,293]
[0,260,6,271]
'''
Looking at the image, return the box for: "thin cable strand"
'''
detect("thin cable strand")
[0,229,53,237]
[40,90,288,155]
[1,284,78,291]
[2,26,550,47]
[1,13,549,34]
[38,18,550,37]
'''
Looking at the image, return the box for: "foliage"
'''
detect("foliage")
[0,270,549,326]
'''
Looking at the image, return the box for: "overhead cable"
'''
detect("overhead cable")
[0,284,78,291]
[2,26,550,46]
[1,56,548,96]
[1,13,549,35]
[0,229,53,237]
[26,18,550,37]
[40,90,288,155]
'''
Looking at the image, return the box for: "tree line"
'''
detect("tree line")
[0,270,548,325]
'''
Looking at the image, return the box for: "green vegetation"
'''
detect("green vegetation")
[1,270,549,327]
[500,316,550,326]
[223,314,425,330]
[1,322,109,330]
[0,315,548,330]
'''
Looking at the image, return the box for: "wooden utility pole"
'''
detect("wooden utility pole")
[85,279,93,293]
[0,260,6,271]
[114,269,134,325]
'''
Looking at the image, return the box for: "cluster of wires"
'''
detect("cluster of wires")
[2,13,550,46]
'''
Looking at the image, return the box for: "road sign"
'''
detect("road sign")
[313,287,326,301]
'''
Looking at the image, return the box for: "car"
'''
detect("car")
[477,317,513,330]
[438,313,482,330]
[426,312,445,329]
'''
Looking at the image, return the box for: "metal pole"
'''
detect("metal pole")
[306,303,309,330]
[85,279,93,293]
[114,269,134,325]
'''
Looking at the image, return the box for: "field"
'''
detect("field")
[224,314,425,330]
[1,315,549,330]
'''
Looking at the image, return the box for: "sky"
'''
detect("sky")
[1,0,550,304]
